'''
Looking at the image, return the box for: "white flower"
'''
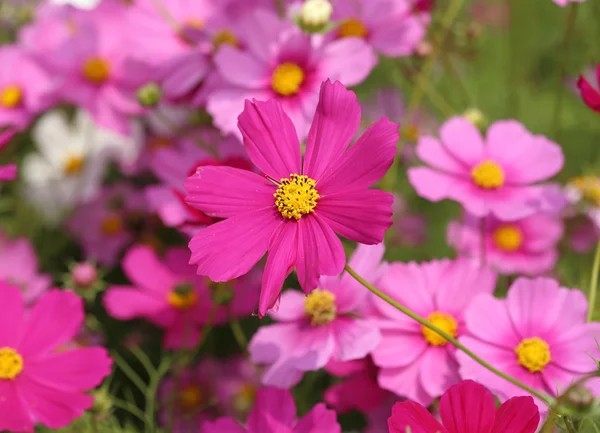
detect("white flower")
[299,0,333,28]
[49,0,102,10]
[22,110,113,224]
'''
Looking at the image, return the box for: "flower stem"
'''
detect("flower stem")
[587,240,600,322]
[230,318,249,350]
[344,263,552,406]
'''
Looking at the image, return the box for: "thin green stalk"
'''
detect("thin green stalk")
[111,351,148,394]
[344,263,552,406]
[111,398,147,423]
[230,319,249,350]
[587,240,600,322]
[146,357,172,433]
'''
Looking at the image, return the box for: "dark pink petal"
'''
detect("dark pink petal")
[24,348,112,391]
[202,418,247,433]
[317,189,393,244]
[184,166,275,218]
[296,215,345,294]
[0,164,17,181]
[103,285,166,321]
[294,403,341,433]
[247,387,297,432]
[0,282,24,348]
[577,74,600,113]
[189,208,280,283]
[0,381,34,433]
[318,117,399,194]
[238,99,301,179]
[214,45,269,89]
[324,371,387,413]
[122,245,177,295]
[18,289,83,357]
[259,221,298,316]
[388,400,446,433]
[303,80,361,181]
[492,396,539,433]
[439,380,496,433]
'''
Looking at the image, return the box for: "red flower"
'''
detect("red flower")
[577,65,600,113]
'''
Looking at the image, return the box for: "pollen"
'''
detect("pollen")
[0,85,23,108]
[63,155,85,175]
[82,57,111,84]
[515,337,551,373]
[422,312,458,346]
[471,160,505,189]
[271,63,305,96]
[0,347,24,380]
[338,18,368,39]
[213,30,238,49]
[304,289,336,326]
[179,384,204,409]
[274,174,319,220]
[493,224,523,252]
[166,284,198,310]
[100,214,124,236]
[570,176,600,207]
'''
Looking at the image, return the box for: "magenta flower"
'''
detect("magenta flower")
[458,277,600,408]
[0,282,112,432]
[554,0,585,6]
[0,164,17,181]
[577,65,600,112]
[388,380,539,433]
[330,0,430,57]
[202,387,341,433]
[248,244,386,388]
[408,117,564,220]
[370,259,497,406]
[448,212,563,276]
[185,80,398,316]
[206,10,377,138]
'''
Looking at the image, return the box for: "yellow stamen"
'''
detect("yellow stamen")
[515,337,551,373]
[471,160,505,189]
[166,284,198,310]
[422,312,458,346]
[82,57,111,84]
[0,347,24,380]
[63,155,85,175]
[179,385,204,409]
[338,18,368,39]
[232,383,257,412]
[0,85,22,108]
[100,214,124,236]
[271,63,305,96]
[493,225,523,252]
[570,176,600,207]
[274,174,319,220]
[304,289,336,326]
[213,30,238,49]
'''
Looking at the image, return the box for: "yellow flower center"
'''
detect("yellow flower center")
[493,225,523,252]
[338,18,368,39]
[232,383,257,413]
[184,18,204,30]
[274,174,320,220]
[0,347,24,380]
[178,384,204,409]
[570,176,600,207]
[63,155,85,175]
[401,124,419,142]
[515,337,551,373]
[471,160,505,189]
[213,30,238,49]
[304,289,336,326]
[82,57,111,84]
[422,312,458,346]
[100,214,124,236]
[271,63,305,96]
[166,284,198,310]
[0,85,23,108]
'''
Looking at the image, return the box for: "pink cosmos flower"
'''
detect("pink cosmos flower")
[0,45,54,132]
[0,282,112,432]
[206,9,377,139]
[67,183,147,266]
[566,215,600,253]
[104,245,259,349]
[202,387,341,433]
[0,163,17,181]
[370,258,497,406]
[577,65,600,112]
[248,244,386,388]
[408,117,564,220]
[0,233,51,305]
[458,277,600,409]
[330,0,430,57]
[447,212,563,276]
[554,0,585,6]
[185,80,398,316]
[388,380,539,433]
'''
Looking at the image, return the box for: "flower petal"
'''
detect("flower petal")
[577,74,600,113]
[269,290,307,322]
[415,136,467,174]
[238,98,301,179]
[317,38,377,87]
[202,418,247,433]
[0,282,25,348]
[103,285,167,321]
[463,294,521,349]
[214,45,269,89]
[247,387,297,432]
[332,317,381,362]
[439,117,485,166]
[492,396,540,433]
[0,381,34,433]
[439,380,496,433]
[294,403,341,433]
[121,245,176,295]
[388,400,447,433]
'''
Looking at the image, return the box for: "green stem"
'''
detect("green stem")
[230,319,249,350]
[587,240,600,322]
[344,263,552,406]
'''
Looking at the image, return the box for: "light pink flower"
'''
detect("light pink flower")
[408,117,564,220]
[448,212,563,276]
[370,259,497,406]
[0,282,112,432]
[389,380,539,433]
[67,183,147,266]
[554,0,585,6]
[202,387,341,433]
[458,277,600,409]
[206,9,377,139]
[248,244,386,388]
[185,80,398,316]
[0,233,51,305]
[330,0,430,57]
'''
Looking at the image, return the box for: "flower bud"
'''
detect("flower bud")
[299,0,333,30]
[72,262,98,288]
[137,82,162,107]
[463,108,487,129]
